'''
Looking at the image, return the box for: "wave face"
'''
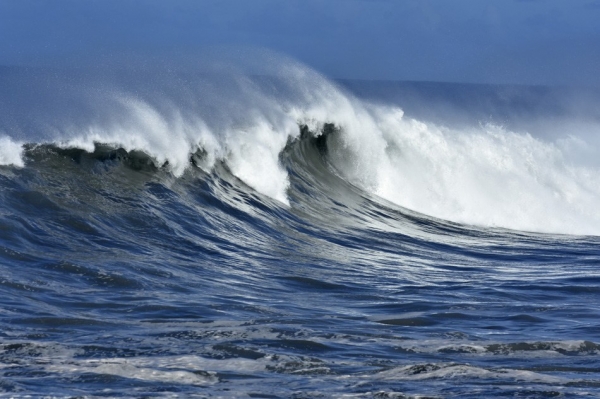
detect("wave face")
[1,60,600,397]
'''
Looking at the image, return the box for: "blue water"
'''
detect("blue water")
[1,64,600,398]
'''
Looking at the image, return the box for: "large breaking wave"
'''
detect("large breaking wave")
[1,57,600,235]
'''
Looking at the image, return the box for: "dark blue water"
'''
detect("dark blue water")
[1,65,600,398]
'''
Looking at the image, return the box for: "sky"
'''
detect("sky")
[1,0,600,86]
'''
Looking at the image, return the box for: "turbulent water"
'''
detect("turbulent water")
[1,59,600,398]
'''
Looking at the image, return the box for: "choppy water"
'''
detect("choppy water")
[1,60,600,397]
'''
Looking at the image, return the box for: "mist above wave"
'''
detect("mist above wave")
[1,53,600,235]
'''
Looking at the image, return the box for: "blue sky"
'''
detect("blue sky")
[1,0,599,85]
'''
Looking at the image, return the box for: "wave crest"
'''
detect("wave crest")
[2,59,600,235]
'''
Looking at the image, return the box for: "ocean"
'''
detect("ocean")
[0,61,599,398]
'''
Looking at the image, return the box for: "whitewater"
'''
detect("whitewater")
[0,58,599,397]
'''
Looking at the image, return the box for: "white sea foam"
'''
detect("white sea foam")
[361,111,600,235]
[374,362,567,384]
[224,118,295,205]
[45,356,219,385]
